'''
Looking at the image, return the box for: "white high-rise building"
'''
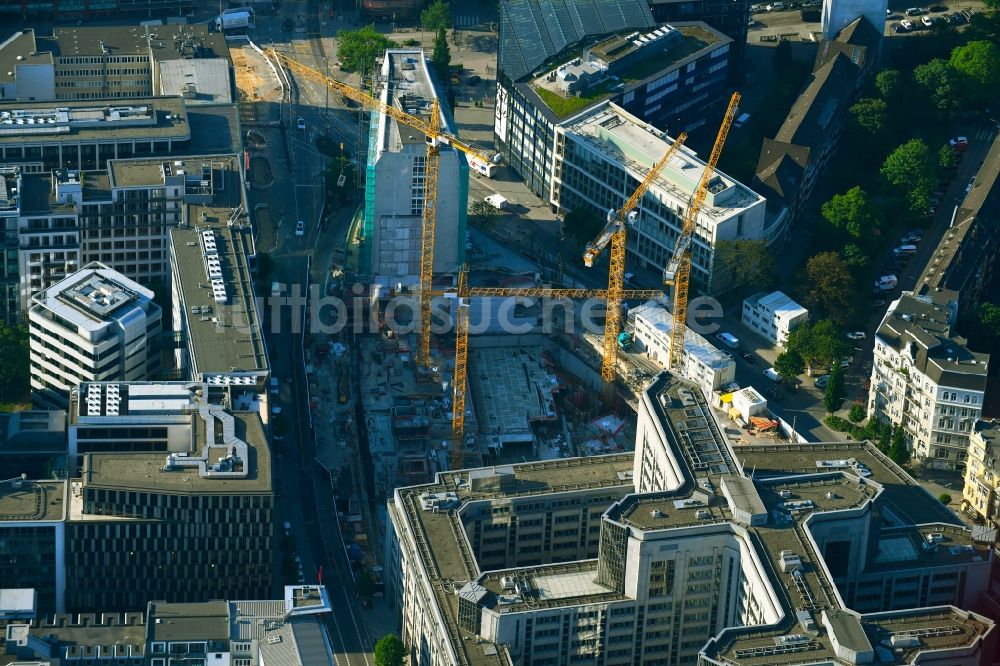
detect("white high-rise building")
[868,295,989,470]
[28,262,161,407]
[386,372,995,666]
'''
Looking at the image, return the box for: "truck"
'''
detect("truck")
[873,274,897,292]
[215,9,252,31]
[271,281,282,297]
[485,193,508,210]
[617,331,633,351]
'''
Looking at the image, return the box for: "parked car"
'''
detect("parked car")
[765,387,782,401]
[893,23,909,32]
[839,357,852,368]
[928,3,948,11]
[906,7,927,15]
[814,375,830,389]
[296,117,306,130]
[900,19,914,30]
[901,232,922,243]
[763,367,780,382]
[466,74,482,85]
[921,15,934,26]
[295,220,305,237]
[741,352,756,364]
[846,331,866,341]
[951,12,967,23]
[950,136,969,151]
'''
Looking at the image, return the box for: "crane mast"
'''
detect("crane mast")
[581,132,687,399]
[665,92,741,370]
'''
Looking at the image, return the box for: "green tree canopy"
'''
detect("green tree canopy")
[824,365,845,412]
[336,25,396,75]
[937,143,960,172]
[374,634,405,666]
[713,239,778,294]
[875,69,902,102]
[948,40,1000,105]
[0,322,29,404]
[881,139,936,213]
[786,319,851,369]
[431,27,451,80]
[913,58,962,115]
[420,0,452,31]
[469,199,500,230]
[821,186,879,239]
[804,253,855,322]
[961,301,1000,357]
[840,243,869,271]
[774,350,805,382]
[889,427,910,466]
[849,98,888,135]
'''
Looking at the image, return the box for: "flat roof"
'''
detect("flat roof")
[164,156,267,379]
[468,346,559,443]
[377,49,455,153]
[749,290,808,319]
[41,24,229,62]
[527,22,729,120]
[0,31,52,84]
[80,412,271,495]
[0,480,65,522]
[31,263,154,332]
[157,59,233,104]
[21,611,146,658]
[148,601,230,642]
[562,101,761,218]
[0,97,189,145]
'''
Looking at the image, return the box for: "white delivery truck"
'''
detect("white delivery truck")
[215,9,252,31]
[485,193,508,210]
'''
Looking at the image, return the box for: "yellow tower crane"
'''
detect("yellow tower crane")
[444,267,662,470]
[663,92,741,370]
[266,49,500,367]
[581,132,688,399]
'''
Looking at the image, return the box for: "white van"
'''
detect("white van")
[763,367,780,382]
[893,245,917,256]
[715,332,740,350]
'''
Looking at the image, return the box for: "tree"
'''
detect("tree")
[337,25,396,76]
[774,350,804,382]
[849,98,888,135]
[840,243,869,271]
[875,69,902,102]
[881,139,936,213]
[948,40,1000,106]
[420,0,452,31]
[431,27,451,82]
[804,252,855,322]
[889,426,910,466]
[913,59,962,114]
[563,207,604,244]
[821,186,879,239]
[848,402,865,423]
[961,301,1000,357]
[374,634,405,666]
[937,143,960,172]
[878,422,891,454]
[713,239,778,294]
[785,319,851,370]
[0,322,29,404]
[469,199,500,230]
[824,365,845,412]
[938,493,952,505]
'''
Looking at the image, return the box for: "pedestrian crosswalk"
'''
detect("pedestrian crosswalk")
[973,129,997,142]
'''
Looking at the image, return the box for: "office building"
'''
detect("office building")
[741,290,809,348]
[915,132,1000,324]
[867,295,989,470]
[822,0,888,40]
[63,380,273,611]
[555,102,770,293]
[362,49,466,281]
[628,299,735,392]
[28,262,161,408]
[0,479,67,615]
[0,165,20,323]
[754,17,880,230]
[962,420,999,526]
[0,409,67,481]
[497,0,732,197]
[386,371,995,666]
[0,26,230,102]
[166,155,268,387]
[0,586,336,665]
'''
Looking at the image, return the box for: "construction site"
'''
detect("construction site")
[260,50,790,592]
